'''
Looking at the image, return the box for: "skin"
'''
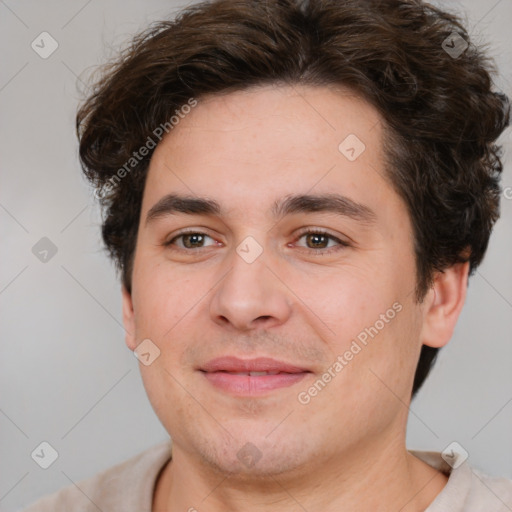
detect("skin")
[121,84,469,511]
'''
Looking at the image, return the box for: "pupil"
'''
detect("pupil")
[185,234,203,248]
[182,233,328,249]
[308,234,327,248]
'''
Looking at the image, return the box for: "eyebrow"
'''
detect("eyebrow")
[145,192,377,226]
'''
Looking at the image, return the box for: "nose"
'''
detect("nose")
[209,241,293,332]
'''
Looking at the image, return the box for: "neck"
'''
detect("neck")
[152,432,448,512]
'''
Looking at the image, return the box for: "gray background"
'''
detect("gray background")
[1,0,511,510]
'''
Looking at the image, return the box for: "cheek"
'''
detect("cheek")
[353,301,422,400]
[137,361,186,436]
[295,265,417,390]
[286,265,391,344]
[132,260,202,340]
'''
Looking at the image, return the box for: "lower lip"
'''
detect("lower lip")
[201,371,309,396]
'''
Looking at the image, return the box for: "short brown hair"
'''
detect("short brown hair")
[76,0,510,397]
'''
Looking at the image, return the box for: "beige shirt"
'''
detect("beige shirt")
[22,439,512,511]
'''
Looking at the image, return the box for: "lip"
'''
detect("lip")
[199,357,312,396]
[200,356,310,373]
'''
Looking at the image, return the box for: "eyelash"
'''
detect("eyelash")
[164,228,350,256]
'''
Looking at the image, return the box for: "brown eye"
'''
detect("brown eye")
[165,231,217,250]
[180,233,206,248]
[294,229,350,255]
[304,232,330,249]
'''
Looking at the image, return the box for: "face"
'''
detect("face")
[122,84,427,477]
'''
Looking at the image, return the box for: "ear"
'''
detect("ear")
[420,261,470,348]
[122,284,137,351]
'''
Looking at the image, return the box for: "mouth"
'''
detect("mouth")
[199,356,312,396]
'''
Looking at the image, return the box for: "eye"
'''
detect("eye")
[293,229,350,255]
[163,228,349,255]
[164,230,219,250]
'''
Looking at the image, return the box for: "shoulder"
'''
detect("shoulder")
[21,440,172,512]
[464,467,512,511]
[411,449,512,511]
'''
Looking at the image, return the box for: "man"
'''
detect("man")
[24,0,511,510]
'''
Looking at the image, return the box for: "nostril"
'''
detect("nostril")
[256,315,271,321]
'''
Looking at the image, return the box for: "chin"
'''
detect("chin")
[194,431,310,479]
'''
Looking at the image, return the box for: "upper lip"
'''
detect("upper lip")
[200,356,310,373]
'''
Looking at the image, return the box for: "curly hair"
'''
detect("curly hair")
[76,0,510,398]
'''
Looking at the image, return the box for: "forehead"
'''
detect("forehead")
[154,83,383,160]
[141,84,394,222]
